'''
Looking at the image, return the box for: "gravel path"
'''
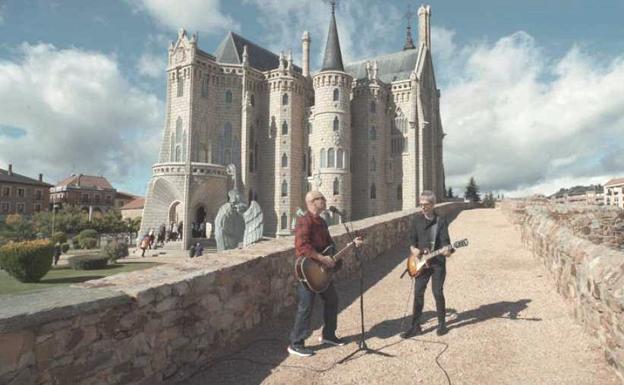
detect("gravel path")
[186,208,622,385]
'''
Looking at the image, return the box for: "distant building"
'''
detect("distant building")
[604,178,624,209]
[114,191,137,211]
[120,197,145,220]
[550,185,603,206]
[50,174,116,215]
[0,164,52,219]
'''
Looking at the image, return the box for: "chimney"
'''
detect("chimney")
[39,173,43,182]
[8,164,13,176]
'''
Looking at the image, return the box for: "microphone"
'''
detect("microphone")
[328,206,345,217]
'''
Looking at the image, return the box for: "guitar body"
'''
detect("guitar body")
[407,252,430,278]
[295,245,346,293]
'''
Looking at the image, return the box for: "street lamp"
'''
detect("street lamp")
[51,203,59,236]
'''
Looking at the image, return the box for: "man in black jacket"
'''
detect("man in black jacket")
[401,190,452,338]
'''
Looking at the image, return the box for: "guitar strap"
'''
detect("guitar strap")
[429,216,439,251]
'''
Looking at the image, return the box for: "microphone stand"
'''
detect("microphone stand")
[336,212,393,364]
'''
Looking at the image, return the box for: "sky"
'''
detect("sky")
[0,0,623,198]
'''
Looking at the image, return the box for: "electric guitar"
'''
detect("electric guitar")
[295,240,360,293]
[404,239,469,278]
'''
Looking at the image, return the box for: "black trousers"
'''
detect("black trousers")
[289,281,338,346]
[411,260,446,326]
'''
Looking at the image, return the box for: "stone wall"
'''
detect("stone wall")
[502,200,624,380]
[0,202,467,385]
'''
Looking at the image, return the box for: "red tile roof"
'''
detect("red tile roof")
[121,197,145,210]
[605,178,624,187]
[56,174,114,190]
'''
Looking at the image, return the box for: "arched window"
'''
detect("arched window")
[282,121,288,135]
[225,89,232,104]
[201,76,209,97]
[397,184,403,200]
[282,153,288,168]
[333,116,339,131]
[250,94,255,106]
[333,88,339,101]
[333,178,339,195]
[337,149,344,168]
[370,184,377,199]
[320,149,326,168]
[282,93,289,105]
[269,116,277,138]
[281,212,288,230]
[175,145,181,162]
[369,126,376,140]
[177,76,184,97]
[370,155,376,171]
[370,101,376,113]
[328,148,335,167]
[281,180,288,197]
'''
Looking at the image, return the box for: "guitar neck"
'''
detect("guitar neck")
[423,246,450,261]
[331,241,356,261]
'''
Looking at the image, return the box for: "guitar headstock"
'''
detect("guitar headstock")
[453,239,469,249]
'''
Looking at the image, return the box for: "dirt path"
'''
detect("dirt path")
[186,208,621,385]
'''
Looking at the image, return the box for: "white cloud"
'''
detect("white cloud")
[136,51,167,79]
[127,0,238,33]
[0,3,6,25]
[0,43,163,193]
[440,32,624,197]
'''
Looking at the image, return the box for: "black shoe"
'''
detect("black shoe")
[287,344,314,357]
[319,335,346,346]
[400,325,422,339]
[436,325,448,336]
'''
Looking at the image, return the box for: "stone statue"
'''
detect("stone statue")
[215,164,247,251]
[291,207,306,229]
[243,200,264,247]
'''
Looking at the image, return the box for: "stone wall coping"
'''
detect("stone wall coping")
[0,287,130,333]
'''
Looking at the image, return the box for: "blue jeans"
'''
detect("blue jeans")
[289,281,338,346]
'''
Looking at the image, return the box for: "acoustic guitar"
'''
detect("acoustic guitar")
[405,239,469,278]
[295,241,359,293]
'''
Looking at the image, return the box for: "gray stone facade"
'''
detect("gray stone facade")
[140,4,446,249]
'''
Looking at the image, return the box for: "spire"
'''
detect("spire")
[321,1,344,72]
[403,4,416,50]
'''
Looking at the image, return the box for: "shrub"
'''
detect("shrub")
[61,243,70,253]
[71,237,80,249]
[52,231,68,245]
[103,240,129,262]
[77,229,98,240]
[68,254,109,270]
[79,237,98,250]
[0,240,54,282]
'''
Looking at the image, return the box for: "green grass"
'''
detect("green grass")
[0,262,158,296]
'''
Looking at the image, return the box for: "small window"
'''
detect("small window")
[281,180,288,197]
[35,190,42,200]
[328,148,335,167]
[333,116,339,131]
[17,188,24,198]
[333,88,339,101]
[369,126,376,140]
[337,149,344,168]
[1,202,9,213]
[281,212,288,229]
[250,94,255,106]
[370,155,376,172]
[282,153,288,168]
[370,184,377,199]
[333,178,340,196]
[225,90,232,104]
[2,187,9,197]
[177,76,184,97]
[201,76,209,97]
[370,101,376,113]
[282,121,288,135]
[282,93,289,105]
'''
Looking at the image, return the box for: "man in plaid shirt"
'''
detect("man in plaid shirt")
[288,190,362,357]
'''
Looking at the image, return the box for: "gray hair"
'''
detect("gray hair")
[420,190,436,204]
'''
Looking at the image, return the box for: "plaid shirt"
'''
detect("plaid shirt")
[295,211,334,259]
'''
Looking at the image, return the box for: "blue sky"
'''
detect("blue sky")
[1,0,623,197]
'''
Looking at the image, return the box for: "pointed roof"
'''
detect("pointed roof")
[344,49,419,83]
[214,31,301,73]
[56,174,114,190]
[321,7,345,72]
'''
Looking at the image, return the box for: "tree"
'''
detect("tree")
[464,177,481,202]
[0,214,36,242]
[448,187,454,198]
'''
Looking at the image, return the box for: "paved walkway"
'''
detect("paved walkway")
[185,208,622,385]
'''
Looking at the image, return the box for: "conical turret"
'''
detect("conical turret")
[321,3,344,72]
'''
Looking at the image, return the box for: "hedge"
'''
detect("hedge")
[103,240,129,262]
[68,254,109,270]
[51,231,68,245]
[0,240,54,282]
[61,243,70,253]
[77,229,98,240]
[79,237,98,250]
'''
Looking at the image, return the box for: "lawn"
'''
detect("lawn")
[0,262,158,296]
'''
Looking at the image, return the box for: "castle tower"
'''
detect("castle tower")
[310,3,352,222]
[302,31,310,78]
[418,5,431,49]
